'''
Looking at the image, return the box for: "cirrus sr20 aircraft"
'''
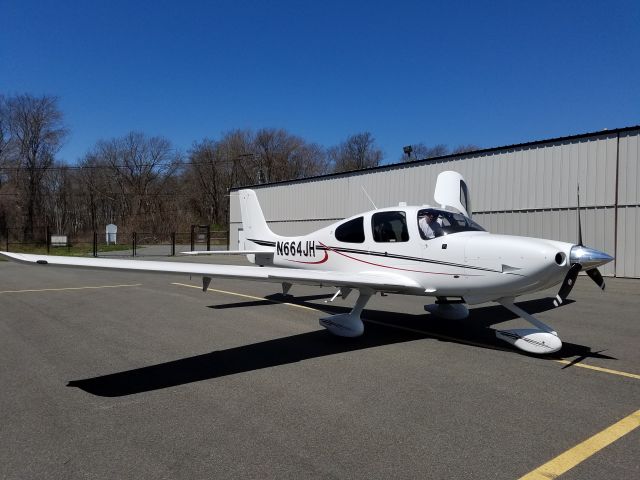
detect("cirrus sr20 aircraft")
[0,171,613,355]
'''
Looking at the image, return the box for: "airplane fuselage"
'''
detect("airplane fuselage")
[248,205,574,304]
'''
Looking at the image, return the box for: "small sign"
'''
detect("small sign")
[50,235,68,247]
[106,224,117,244]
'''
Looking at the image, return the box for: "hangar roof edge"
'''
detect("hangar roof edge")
[230,124,640,192]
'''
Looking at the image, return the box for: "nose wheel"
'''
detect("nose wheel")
[424,302,469,320]
[495,298,562,354]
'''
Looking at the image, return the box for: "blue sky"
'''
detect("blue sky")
[1,0,639,164]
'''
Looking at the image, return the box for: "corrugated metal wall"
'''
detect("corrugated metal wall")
[230,127,639,278]
[616,130,640,277]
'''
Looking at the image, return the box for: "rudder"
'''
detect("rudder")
[238,189,276,246]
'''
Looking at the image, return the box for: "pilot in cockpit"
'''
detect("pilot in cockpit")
[419,210,444,239]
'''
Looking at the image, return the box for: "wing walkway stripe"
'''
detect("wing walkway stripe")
[519,409,640,479]
[0,284,142,294]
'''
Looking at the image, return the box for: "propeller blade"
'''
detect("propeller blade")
[586,268,605,290]
[554,263,582,307]
[577,183,583,246]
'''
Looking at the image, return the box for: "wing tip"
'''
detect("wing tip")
[0,251,34,264]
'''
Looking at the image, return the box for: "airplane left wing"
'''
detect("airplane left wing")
[0,252,422,294]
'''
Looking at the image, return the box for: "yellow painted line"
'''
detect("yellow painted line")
[554,359,640,380]
[171,282,321,312]
[520,409,640,479]
[0,284,142,294]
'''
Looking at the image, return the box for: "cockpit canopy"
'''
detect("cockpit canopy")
[334,208,485,244]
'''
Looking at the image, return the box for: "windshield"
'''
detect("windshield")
[417,208,485,239]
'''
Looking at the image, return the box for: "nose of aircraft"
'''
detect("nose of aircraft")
[570,245,614,269]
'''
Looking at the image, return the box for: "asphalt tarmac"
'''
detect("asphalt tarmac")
[1,255,638,479]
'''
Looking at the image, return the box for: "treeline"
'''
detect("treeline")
[0,94,477,240]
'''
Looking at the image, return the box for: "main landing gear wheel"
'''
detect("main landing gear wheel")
[319,290,372,337]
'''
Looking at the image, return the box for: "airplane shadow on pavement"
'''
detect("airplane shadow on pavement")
[68,295,615,397]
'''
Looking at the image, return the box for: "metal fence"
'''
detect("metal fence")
[0,225,229,257]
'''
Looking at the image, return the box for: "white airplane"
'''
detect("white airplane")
[0,171,613,355]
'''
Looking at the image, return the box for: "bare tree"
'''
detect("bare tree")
[288,142,329,179]
[401,142,480,162]
[190,129,257,226]
[0,96,12,234]
[0,95,14,190]
[253,128,329,182]
[0,96,11,171]
[186,128,329,228]
[254,128,292,182]
[329,132,383,172]
[80,132,182,235]
[7,94,68,240]
[41,163,75,234]
[187,138,231,227]
[451,144,480,154]
[217,129,256,188]
[401,143,449,162]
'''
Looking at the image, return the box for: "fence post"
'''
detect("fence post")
[190,225,195,251]
[171,232,176,256]
[132,232,137,257]
[93,232,98,257]
[46,226,50,254]
[206,225,211,251]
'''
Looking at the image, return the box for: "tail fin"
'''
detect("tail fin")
[239,190,276,246]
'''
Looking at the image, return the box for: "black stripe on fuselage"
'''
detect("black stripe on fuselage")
[319,244,506,275]
[248,239,276,247]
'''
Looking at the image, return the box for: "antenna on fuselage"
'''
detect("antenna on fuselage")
[361,186,377,209]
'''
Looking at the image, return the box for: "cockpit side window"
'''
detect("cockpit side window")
[335,216,365,243]
[418,208,485,239]
[372,211,409,243]
[417,209,445,240]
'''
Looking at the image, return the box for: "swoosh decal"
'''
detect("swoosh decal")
[286,249,329,264]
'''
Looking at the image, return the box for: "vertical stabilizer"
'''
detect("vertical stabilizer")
[239,190,276,245]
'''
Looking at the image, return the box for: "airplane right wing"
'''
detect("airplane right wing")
[180,250,273,256]
[0,252,422,294]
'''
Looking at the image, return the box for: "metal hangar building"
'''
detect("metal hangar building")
[229,125,640,278]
